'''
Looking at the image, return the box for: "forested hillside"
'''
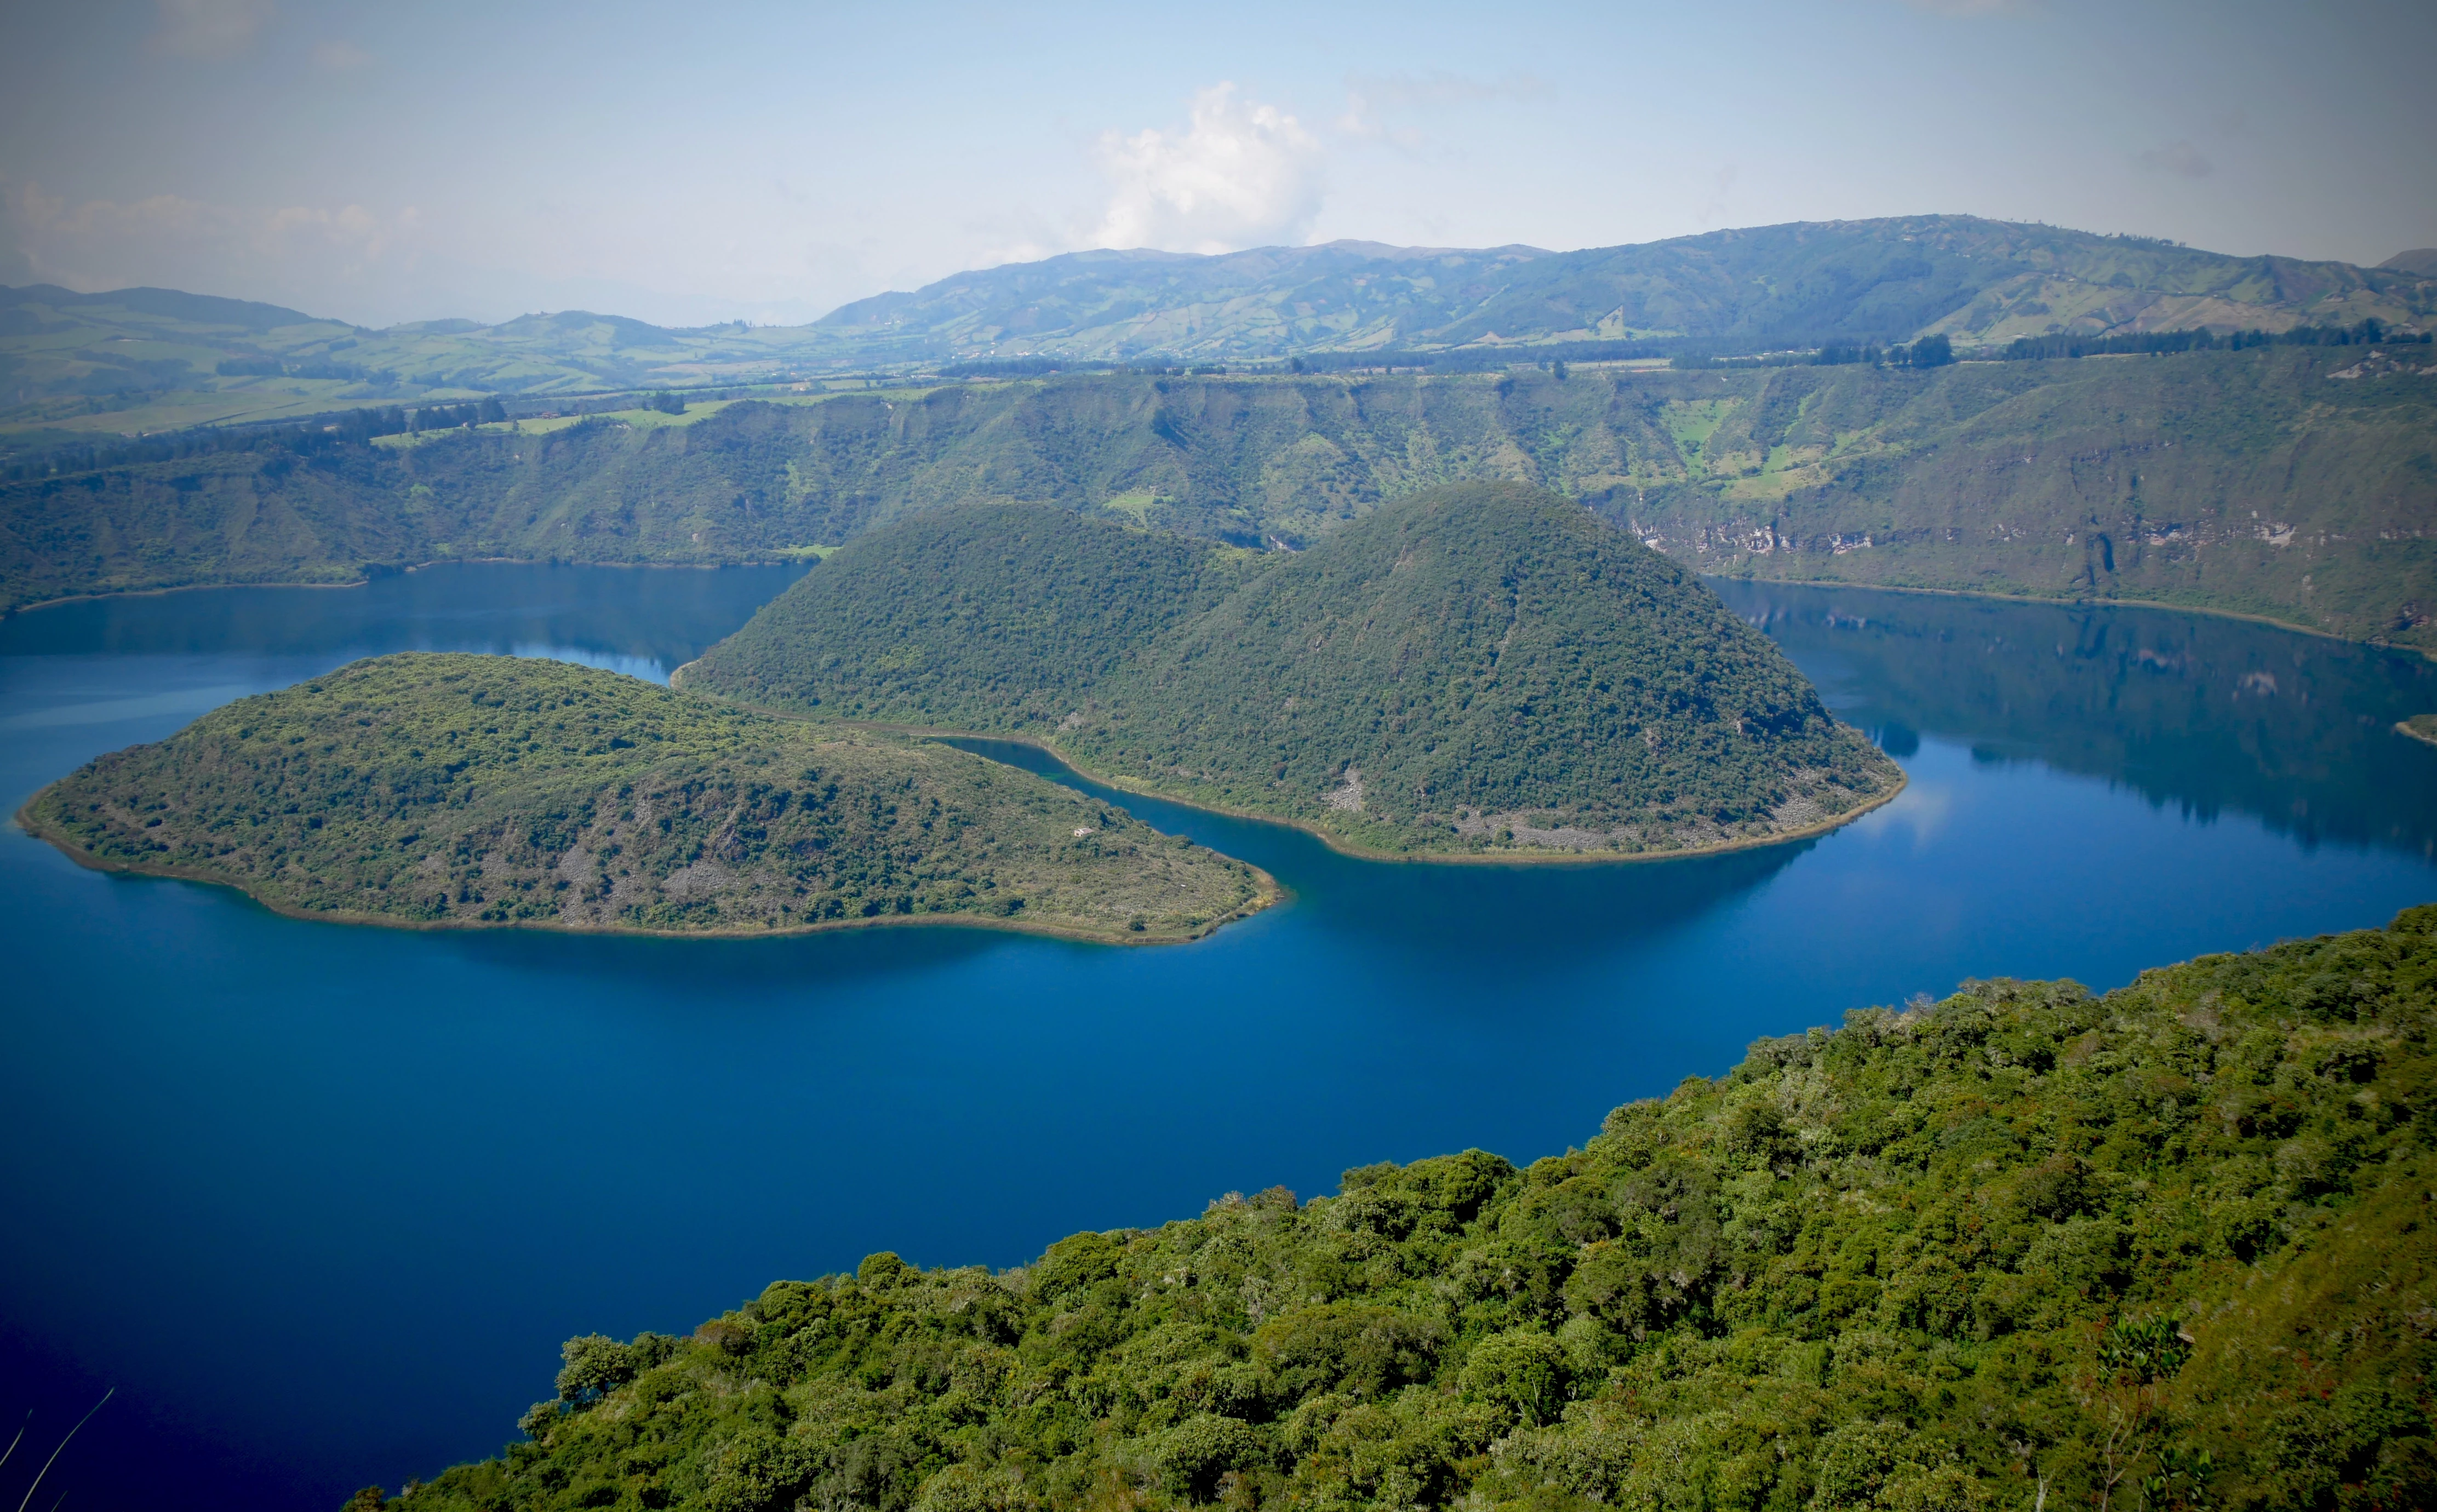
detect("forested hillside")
[356,904,2437,1512]
[19,654,1271,943]
[680,503,1254,730]
[693,486,1901,858]
[1064,486,1897,855]
[5,347,2430,649]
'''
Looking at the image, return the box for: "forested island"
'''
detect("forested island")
[687,484,1903,858]
[350,906,2437,1511]
[18,654,1272,943]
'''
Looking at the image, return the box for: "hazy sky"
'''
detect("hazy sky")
[2,0,2431,329]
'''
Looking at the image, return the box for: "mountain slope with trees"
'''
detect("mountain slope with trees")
[679,503,1254,731]
[691,487,1902,858]
[19,654,1271,943]
[4,347,2429,650]
[354,903,2437,1512]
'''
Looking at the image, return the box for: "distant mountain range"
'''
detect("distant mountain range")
[817,217,2435,362]
[4,215,2432,442]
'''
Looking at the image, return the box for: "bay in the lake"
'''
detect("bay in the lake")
[3,564,2433,1510]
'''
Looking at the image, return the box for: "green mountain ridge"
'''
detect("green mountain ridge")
[823,216,2434,364]
[5,350,2426,651]
[7,215,2429,449]
[19,652,1273,943]
[689,487,1904,858]
[358,904,2437,1512]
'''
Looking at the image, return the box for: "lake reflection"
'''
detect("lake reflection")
[1,569,2430,1512]
[1712,580,2437,860]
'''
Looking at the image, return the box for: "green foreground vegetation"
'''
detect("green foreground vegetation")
[359,904,2437,1512]
[19,654,1270,943]
[4,346,2429,650]
[689,486,1902,857]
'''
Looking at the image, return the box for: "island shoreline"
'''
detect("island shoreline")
[667,674,1912,869]
[10,796,1284,948]
[9,556,2424,664]
[1711,570,2436,661]
[4,557,804,618]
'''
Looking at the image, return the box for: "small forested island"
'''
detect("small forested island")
[19,653,1271,943]
[357,907,2437,1511]
[2400,714,2437,749]
[688,484,1902,858]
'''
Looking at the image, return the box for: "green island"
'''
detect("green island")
[686,484,1903,859]
[17,652,1272,944]
[2400,715,2437,749]
[354,906,2437,1512]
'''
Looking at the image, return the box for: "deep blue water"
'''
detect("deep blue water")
[3,566,2434,1510]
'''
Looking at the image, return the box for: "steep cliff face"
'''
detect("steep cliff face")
[8,350,2432,647]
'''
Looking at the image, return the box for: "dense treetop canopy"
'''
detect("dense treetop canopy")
[685,503,1250,731]
[1068,482,1897,853]
[694,485,1901,857]
[22,653,1269,943]
[364,906,2437,1512]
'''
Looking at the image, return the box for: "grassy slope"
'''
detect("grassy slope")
[4,352,2429,649]
[18,654,1270,944]
[365,905,2437,1512]
[689,488,1900,858]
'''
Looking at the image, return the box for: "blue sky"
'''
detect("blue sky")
[2,0,2430,328]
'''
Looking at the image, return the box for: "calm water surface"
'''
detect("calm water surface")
[3,566,2433,1510]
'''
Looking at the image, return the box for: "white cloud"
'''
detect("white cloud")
[2137,139,2213,179]
[148,0,274,59]
[1091,84,1324,255]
